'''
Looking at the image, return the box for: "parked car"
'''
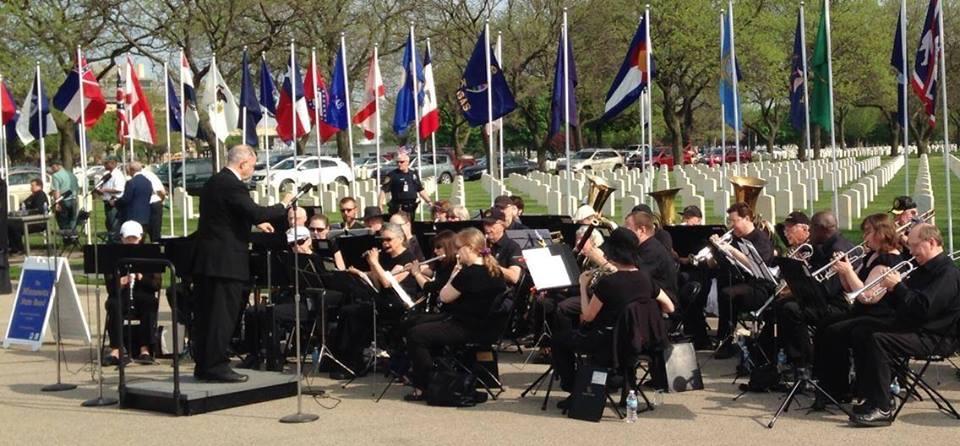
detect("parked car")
[154,158,216,196]
[461,155,532,181]
[555,148,624,173]
[250,155,355,192]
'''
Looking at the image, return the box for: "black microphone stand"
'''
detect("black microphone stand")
[42,191,76,392]
[82,184,117,406]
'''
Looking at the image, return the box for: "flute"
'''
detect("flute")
[392,254,446,276]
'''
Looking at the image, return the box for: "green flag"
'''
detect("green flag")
[810,0,831,132]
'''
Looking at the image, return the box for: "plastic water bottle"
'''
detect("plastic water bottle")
[890,377,901,396]
[776,349,788,373]
[737,337,751,371]
[625,390,639,423]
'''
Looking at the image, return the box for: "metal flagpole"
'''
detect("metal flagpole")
[720,11,727,195]
[36,63,47,192]
[163,62,174,236]
[0,74,6,214]
[409,25,423,220]
[639,88,646,196]
[485,20,497,207]
[824,0,839,216]
[211,54,220,172]
[374,45,382,187]
[497,31,504,184]
[645,5,654,198]
[426,39,437,200]
[800,2,813,214]
[936,0,953,251]
[562,9,572,214]
[127,59,135,164]
[900,0,910,195]
[262,52,271,184]
[76,47,91,244]
[180,49,188,235]
[340,32,357,198]
[311,48,323,193]
[727,0,741,176]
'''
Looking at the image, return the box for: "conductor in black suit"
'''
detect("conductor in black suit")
[192,145,291,382]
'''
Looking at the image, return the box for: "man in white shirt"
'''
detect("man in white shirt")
[97,156,127,232]
[140,166,167,241]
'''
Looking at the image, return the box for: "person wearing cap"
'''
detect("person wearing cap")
[286,225,313,255]
[115,161,154,237]
[49,159,79,230]
[379,150,433,215]
[336,197,365,230]
[192,145,292,383]
[482,207,523,285]
[97,156,127,233]
[139,165,168,242]
[362,205,386,233]
[389,210,425,260]
[102,221,162,366]
[890,195,918,227]
[631,203,674,252]
[494,195,528,230]
[680,205,703,226]
[782,211,811,255]
[551,227,674,399]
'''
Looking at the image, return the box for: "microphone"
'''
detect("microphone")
[287,183,315,208]
[54,190,73,204]
[94,172,112,189]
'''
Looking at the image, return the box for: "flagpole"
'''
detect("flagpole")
[261,52,271,183]
[242,47,249,155]
[340,32,357,198]
[374,45,382,187]
[163,61,174,237]
[496,31,504,184]
[824,0,839,216]
[800,2,813,214]
[211,54,220,172]
[485,20,496,207]
[900,0,910,196]
[727,0,742,176]
[127,59,135,164]
[36,62,47,193]
[408,25,423,219]
[639,88,646,194]
[720,10,727,195]
[76,46,91,243]
[179,49,188,235]
[427,39,438,200]
[644,4,654,198]
[0,74,7,214]
[311,47,323,189]
[289,39,298,190]
[936,0,953,251]
[562,10,572,214]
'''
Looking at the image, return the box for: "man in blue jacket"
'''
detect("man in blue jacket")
[115,162,153,232]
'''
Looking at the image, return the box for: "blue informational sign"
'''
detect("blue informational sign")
[6,269,56,343]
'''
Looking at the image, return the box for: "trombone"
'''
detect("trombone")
[843,256,918,304]
[811,243,869,282]
[689,229,734,266]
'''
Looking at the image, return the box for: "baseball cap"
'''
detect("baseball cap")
[890,196,917,214]
[784,211,810,226]
[681,205,703,219]
[631,203,654,214]
[573,204,595,222]
[493,195,513,209]
[483,207,507,224]
[286,226,310,244]
[119,221,143,239]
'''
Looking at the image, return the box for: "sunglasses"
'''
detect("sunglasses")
[310,227,327,232]
[340,207,356,213]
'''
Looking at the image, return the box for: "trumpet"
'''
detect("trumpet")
[896,208,935,234]
[392,254,446,276]
[689,229,734,266]
[843,256,918,304]
[784,243,814,262]
[811,243,869,282]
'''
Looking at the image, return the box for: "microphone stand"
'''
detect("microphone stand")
[279,197,318,424]
[82,186,117,406]
[42,193,76,392]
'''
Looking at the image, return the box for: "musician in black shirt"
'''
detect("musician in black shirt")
[631,203,674,252]
[403,228,507,401]
[848,224,960,426]
[410,230,458,307]
[625,210,678,301]
[9,178,48,253]
[103,221,161,365]
[482,207,523,285]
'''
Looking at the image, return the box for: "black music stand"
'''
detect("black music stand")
[506,229,553,249]
[411,220,484,257]
[520,215,573,233]
[518,243,579,410]
[664,225,729,259]
[338,234,380,271]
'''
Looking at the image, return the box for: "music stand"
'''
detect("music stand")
[664,225,728,259]
[520,215,573,233]
[338,234,380,271]
[518,243,579,410]
[411,220,484,258]
[506,229,553,249]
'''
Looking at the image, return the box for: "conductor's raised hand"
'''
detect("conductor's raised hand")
[256,222,275,233]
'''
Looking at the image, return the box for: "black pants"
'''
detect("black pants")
[105,291,159,350]
[717,282,775,339]
[551,328,612,392]
[55,200,75,230]
[8,225,24,252]
[813,314,895,398]
[406,314,471,390]
[680,268,714,342]
[388,200,418,216]
[104,201,118,233]
[852,329,952,411]
[335,301,374,371]
[193,276,247,376]
[775,299,845,365]
[549,295,582,339]
[148,202,163,242]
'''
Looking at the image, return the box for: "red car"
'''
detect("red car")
[725,148,752,163]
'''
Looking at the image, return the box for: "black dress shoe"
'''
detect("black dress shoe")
[849,407,893,427]
[199,370,249,383]
[102,355,120,367]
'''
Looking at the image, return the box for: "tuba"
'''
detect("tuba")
[648,187,682,226]
[575,174,618,265]
[730,175,775,238]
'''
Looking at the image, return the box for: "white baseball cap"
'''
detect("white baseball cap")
[286,226,310,244]
[120,221,143,239]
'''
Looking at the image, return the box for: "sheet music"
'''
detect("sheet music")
[383,272,416,308]
[736,239,778,284]
[523,247,574,289]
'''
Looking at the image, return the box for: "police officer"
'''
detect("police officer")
[378,151,433,215]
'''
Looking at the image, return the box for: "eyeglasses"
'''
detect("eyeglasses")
[340,207,356,213]
[310,227,327,232]
[397,160,409,164]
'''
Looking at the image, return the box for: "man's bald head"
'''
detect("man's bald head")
[810,211,838,244]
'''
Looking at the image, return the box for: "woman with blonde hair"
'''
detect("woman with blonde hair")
[403,228,507,401]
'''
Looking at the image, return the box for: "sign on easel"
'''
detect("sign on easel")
[3,256,91,351]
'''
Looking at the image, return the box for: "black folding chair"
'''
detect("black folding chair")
[891,334,960,421]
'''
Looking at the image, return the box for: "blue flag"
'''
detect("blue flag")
[238,49,262,146]
[789,12,806,131]
[326,44,350,131]
[393,30,425,136]
[891,7,907,127]
[166,75,183,133]
[457,29,516,127]
[548,33,578,140]
[259,56,277,118]
[719,12,742,131]
[16,71,57,144]
[601,15,656,122]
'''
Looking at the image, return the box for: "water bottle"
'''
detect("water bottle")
[625,390,638,423]
[311,347,320,369]
[737,337,751,371]
[776,349,788,373]
[890,377,901,397]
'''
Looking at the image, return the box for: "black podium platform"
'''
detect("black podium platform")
[121,370,297,416]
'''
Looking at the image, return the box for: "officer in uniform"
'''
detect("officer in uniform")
[379,151,433,215]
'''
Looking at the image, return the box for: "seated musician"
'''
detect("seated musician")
[714,202,776,359]
[630,203,673,252]
[403,228,507,402]
[389,210,425,261]
[625,210,679,301]
[812,214,906,408]
[288,206,307,228]
[769,211,823,366]
[679,205,702,226]
[552,228,674,401]
[103,221,161,365]
[410,230,458,303]
[890,196,918,255]
[9,178,48,254]
[336,196,365,230]
[362,206,386,233]
[447,205,470,221]
[847,224,960,427]
[494,195,528,230]
[431,200,452,223]
[482,207,523,285]
[308,214,346,270]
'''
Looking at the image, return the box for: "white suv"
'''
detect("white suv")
[555,148,624,173]
[250,155,355,192]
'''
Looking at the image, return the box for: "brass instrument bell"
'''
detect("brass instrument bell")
[648,187,682,225]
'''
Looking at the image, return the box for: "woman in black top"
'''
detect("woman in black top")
[404,227,506,401]
[103,221,161,365]
[410,230,458,309]
[813,214,903,402]
[353,223,420,315]
[552,227,675,396]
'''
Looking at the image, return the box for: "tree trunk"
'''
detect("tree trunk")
[661,89,682,155]
[889,124,901,157]
[813,126,822,160]
[836,113,847,150]
[335,132,347,161]
[56,119,78,170]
